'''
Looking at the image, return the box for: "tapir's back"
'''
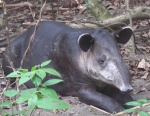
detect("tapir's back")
[2,21,70,74]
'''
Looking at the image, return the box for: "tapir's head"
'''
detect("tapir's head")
[78,27,133,92]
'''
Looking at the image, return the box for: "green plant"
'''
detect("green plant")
[123,98,150,116]
[0,60,69,116]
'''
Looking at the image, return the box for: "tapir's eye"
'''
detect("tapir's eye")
[98,59,105,64]
[98,55,106,65]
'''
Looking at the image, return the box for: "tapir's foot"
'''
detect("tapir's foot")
[101,86,133,110]
[123,93,134,109]
[78,88,125,113]
[103,97,125,113]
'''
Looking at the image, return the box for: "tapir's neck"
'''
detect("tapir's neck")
[78,51,89,74]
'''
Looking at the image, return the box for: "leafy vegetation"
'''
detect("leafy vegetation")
[123,98,150,116]
[0,60,69,116]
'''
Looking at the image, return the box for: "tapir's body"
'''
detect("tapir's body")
[2,21,133,113]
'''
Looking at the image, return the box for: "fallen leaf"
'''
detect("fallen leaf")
[107,5,117,10]
[141,72,149,79]
[146,83,150,91]
[140,87,146,91]
[142,33,149,38]
[138,59,146,69]
[148,31,150,37]
[145,0,150,5]
[132,24,138,30]
[78,5,86,11]
[137,59,150,71]
[140,21,149,26]
[145,62,150,71]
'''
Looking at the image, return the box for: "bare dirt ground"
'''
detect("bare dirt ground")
[0,0,150,116]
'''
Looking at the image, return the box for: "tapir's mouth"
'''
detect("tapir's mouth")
[116,84,133,93]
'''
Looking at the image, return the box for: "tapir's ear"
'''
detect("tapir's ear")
[78,33,94,52]
[114,27,133,44]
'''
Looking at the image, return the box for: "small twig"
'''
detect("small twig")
[50,0,55,20]
[126,0,132,27]
[27,0,35,22]
[55,0,60,20]
[125,0,136,54]
[45,6,71,11]
[90,105,111,115]
[128,54,150,60]
[115,103,150,116]
[20,0,46,68]
[2,3,22,114]
[0,78,10,99]
[134,26,150,32]
[29,107,36,116]
[2,1,14,70]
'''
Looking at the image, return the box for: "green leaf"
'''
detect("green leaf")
[21,71,36,79]
[36,69,46,80]
[4,89,19,97]
[20,88,37,98]
[0,101,11,108]
[31,76,41,87]
[122,109,138,113]
[0,114,6,116]
[16,96,29,104]
[41,60,51,67]
[39,88,58,98]
[43,68,61,77]
[6,71,20,78]
[43,79,63,86]
[36,92,43,99]
[19,75,31,85]
[137,99,148,103]
[139,111,150,116]
[28,94,38,110]
[31,65,37,71]
[36,98,69,110]
[125,101,142,107]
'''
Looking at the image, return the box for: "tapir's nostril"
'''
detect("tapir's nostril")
[121,87,133,94]
[127,88,133,93]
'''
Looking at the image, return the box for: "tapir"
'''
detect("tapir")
[2,21,133,113]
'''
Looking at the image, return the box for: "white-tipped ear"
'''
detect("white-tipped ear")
[115,27,133,44]
[78,33,94,52]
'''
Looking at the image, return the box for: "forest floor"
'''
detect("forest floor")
[0,0,150,116]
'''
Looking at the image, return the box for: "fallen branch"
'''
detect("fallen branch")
[67,6,150,29]
[100,6,150,27]
[0,2,33,8]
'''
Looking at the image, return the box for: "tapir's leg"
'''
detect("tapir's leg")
[77,88,124,113]
[109,90,133,109]
[101,86,133,109]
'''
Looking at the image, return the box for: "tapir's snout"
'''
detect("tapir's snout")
[120,85,133,93]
